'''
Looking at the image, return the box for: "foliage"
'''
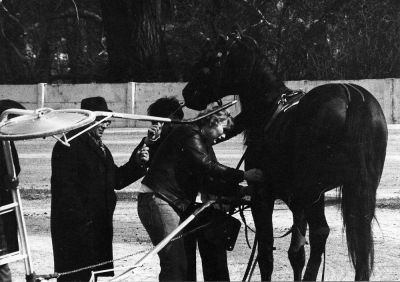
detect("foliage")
[0,0,399,84]
[0,0,104,84]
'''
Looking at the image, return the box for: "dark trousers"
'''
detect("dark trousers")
[185,228,230,281]
[137,193,187,281]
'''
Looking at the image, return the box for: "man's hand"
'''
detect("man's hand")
[2,175,19,190]
[144,123,163,145]
[135,145,150,166]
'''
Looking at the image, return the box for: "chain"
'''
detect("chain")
[55,250,145,278]
[52,200,251,279]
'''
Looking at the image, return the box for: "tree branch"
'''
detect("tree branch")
[49,9,102,23]
[0,22,29,63]
[239,0,278,31]
[307,0,349,32]
[0,1,27,33]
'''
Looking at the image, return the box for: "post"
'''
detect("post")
[127,82,136,127]
[37,83,46,108]
[390,78,397,123]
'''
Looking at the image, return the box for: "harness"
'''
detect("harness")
[341,83,366,103]
[264,89,306,133]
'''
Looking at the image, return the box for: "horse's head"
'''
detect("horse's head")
[183,33,264,110]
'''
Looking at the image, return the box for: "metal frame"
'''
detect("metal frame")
[0,140,32,274]
[0,100,236,147]
[0,108,96,141]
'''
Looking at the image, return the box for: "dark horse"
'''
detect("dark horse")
[182,35,388,281]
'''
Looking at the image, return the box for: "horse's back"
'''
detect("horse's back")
[285,83,387,202]
[294,83,351,143]
[295,83,386,142]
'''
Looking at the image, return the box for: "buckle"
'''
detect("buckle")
[279,93,288,105]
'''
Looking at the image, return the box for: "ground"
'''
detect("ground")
[6,126,400,281]
[8,196,400,282]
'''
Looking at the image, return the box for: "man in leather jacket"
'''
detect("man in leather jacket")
[139,107,264,281]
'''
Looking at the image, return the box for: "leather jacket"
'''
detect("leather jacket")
[142,124,244,213]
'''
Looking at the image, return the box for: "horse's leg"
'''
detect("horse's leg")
[246,143,276,281]
[302,195,330,281]
[251,191,275,281]
[288,209,307,281]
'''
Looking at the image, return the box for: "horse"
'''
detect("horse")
[182,34,388,281]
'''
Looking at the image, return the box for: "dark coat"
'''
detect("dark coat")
[142,124,244,213]
[0,141,19,257]
[50,132,146,281]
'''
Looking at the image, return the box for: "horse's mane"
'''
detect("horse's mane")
[231,36,289,143]
[237,36,285,88]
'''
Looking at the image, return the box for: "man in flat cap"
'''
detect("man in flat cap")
[50,96,149,281]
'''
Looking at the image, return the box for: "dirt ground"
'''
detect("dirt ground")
[7,195,400,282]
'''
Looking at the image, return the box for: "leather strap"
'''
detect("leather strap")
[264,90,306,133]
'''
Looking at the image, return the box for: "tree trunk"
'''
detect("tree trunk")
[130,0,173,81]
[101,0,174,82]
[100,0,131,82]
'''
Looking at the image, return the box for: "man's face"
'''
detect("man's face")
[91,120,111,139]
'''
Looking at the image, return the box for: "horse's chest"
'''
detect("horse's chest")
[246,130,293,170]
[245,113,297,187]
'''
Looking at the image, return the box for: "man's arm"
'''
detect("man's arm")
[114,140,148,190]
[183,133,245,184]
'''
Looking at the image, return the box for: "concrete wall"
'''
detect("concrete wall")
[0,79,399,127]
[285,79,398,123]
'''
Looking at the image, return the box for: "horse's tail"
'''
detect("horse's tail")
[340,85,387,280]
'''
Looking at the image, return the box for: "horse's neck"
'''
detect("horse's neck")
[239,81,289,143]
[240,79,287,111]
[248,60,289,103]
[239,96,271,141]
[238,57,290,142]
